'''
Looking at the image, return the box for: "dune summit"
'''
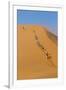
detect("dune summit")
[17,24,58,80]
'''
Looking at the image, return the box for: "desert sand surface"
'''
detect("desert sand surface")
[17,24,58,80]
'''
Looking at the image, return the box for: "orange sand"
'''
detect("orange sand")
[17,25,58,80]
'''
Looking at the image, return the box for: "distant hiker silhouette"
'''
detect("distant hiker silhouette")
[46,52,52,59]
[23,26,24,30]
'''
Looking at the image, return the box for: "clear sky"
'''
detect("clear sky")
[17,10,58,36]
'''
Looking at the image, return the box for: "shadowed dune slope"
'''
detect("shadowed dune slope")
[17,24,58,80]
[45,28,57,45]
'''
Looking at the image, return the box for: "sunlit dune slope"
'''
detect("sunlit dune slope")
[17,24,58,80]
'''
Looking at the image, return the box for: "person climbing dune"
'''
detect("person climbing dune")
[23,26,24,30]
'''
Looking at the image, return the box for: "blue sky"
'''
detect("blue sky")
[17,10,58,35]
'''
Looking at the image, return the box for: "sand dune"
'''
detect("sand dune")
[17,24,58,80]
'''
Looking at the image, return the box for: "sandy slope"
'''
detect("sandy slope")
[17,24,58,80]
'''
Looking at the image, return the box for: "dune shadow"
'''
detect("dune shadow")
[43,27,58,45]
